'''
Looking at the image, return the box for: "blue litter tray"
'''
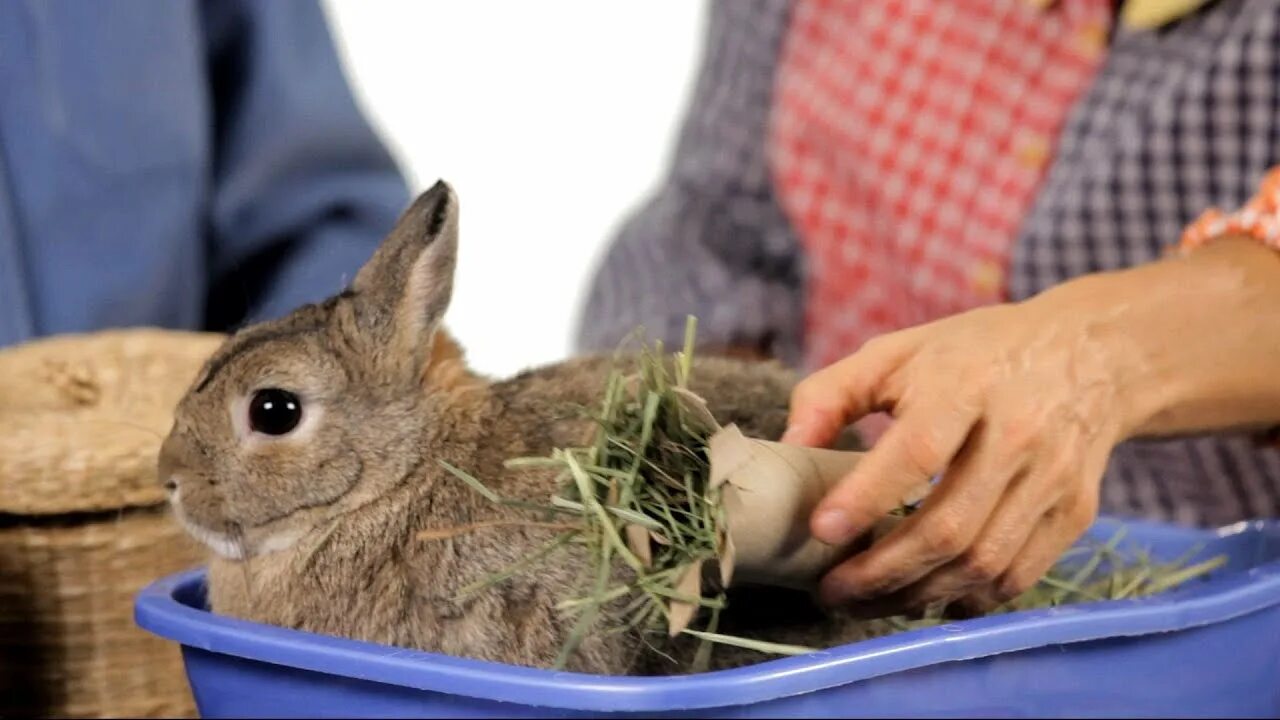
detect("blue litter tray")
[135,517,1280,718]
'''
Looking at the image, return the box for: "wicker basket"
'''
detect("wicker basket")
[0,328,225,718]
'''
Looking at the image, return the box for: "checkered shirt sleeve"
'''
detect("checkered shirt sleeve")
[574,0,805,365]
[1013,0,1280,525]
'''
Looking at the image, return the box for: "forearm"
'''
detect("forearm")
[1035,237,1280,439]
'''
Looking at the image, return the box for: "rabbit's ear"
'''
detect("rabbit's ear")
[351,180,459,377]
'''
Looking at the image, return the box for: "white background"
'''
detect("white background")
[323,1,708,378]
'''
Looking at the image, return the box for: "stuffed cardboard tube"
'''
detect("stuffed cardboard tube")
[709,424,925,592]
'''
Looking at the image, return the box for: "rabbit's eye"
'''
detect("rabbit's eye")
[249,389,302,436]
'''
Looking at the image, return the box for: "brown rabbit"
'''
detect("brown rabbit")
[159,181,880,675]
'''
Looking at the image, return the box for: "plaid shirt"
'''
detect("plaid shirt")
[578,0,1280,526]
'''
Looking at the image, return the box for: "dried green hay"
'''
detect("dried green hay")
[438,317,1226,671]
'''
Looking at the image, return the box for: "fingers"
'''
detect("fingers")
[896,444,1078,606]
[994,514,1080,603]
[956,492,1099,615]
[810,390,982,544]
[817,417,1012,605]
[782,335,911,448]
[844,499,1095,618]
[997,486,1099,599]
[989,445,1108,606]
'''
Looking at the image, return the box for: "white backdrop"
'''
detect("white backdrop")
[323,1,708,378]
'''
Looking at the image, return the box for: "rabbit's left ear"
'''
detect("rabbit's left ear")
[351,180,459,378]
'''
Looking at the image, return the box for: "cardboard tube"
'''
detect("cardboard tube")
[657,385,925,596]
[709,424,926,592]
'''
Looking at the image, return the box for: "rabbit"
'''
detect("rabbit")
[158,180,880,676]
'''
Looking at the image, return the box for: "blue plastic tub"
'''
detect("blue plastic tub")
[135,517,1280,718]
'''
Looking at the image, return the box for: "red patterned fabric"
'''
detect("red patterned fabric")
[770,0,1114,372]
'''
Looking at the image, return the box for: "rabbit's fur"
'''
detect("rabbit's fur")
[160,181,879,675]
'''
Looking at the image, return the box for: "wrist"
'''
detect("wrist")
[1023,269,1154,443]
[1035,239,1280,441]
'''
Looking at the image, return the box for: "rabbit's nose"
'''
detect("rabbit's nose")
[157,432,189,491]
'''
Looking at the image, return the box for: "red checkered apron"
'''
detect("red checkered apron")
[770,0,1114,375]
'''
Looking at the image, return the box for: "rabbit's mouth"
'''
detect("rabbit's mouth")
[172,502,248,560]
[171,492,306,559]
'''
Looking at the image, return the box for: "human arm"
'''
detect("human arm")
[783,235,1280,611]
[200,0,410,330]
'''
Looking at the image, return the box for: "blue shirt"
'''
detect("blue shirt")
[0,0,410,347]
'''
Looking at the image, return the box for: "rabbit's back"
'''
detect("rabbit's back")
[479,354,878,674]
[486,353,801,448]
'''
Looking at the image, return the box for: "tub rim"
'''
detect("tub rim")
[134,517,1280,713]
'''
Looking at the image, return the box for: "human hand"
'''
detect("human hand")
[782,292,1135,614]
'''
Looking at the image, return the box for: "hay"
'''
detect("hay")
[442,317,1225,671]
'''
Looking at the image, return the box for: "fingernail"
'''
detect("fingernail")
[813,508,855,544]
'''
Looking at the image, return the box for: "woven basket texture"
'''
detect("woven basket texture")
[0,328,224,718]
